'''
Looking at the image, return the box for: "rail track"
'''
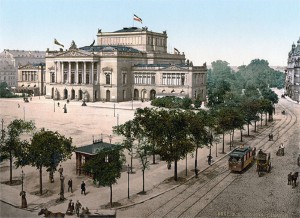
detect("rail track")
[118,102,297,218]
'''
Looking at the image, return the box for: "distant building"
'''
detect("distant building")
[17,63,46,96]
[45,27,207,102]
[0,49,45,90]
[285,37,300,102]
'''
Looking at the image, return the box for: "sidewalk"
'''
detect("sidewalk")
[0,96,287,217]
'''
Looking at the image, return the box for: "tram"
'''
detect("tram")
[228,145,256,172]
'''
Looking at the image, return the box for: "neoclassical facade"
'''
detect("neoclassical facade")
[45,27,207,102]
[285,37,300,102]
[17,64,46,96]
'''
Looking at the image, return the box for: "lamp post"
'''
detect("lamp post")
[216,142,218,157]
[1,119,4,140]
[131,98,133,110]
[127,164,130,199]
[117,114,119,126]
[20,170,27,208]
[114,104,115,117]
[59,173,65,201]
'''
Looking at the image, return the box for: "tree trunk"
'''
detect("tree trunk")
[174,159,178,181]
[247,123,250,136]
[254,121,257,132]
[232,130,235,148]
[222,132,225,153]
[152,138,156,164]
[39,166,43,195]
[185,154,187,177]
[195,147,198,178]
[240,129,243,142]
[110,184,112,207]
[130,154,133,173]
[260,113,263,127]
[265,112,268,125]
[9,151,12,185]
[142,170,145,193]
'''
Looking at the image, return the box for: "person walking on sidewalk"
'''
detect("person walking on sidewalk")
[68,178,73,193]
[81,181,86,195]
[75,200,82,217]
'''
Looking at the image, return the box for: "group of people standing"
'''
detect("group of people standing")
[66,199,89,216]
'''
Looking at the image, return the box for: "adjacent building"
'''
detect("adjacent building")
[285,37,300,102]
[45,27,207,102]
[0,49,45,91]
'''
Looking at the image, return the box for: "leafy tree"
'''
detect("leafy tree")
[135,138,151,193]
[83,145,125,207]
[181,97,192,109]
[0,119,35,184]
[27,129,74,195]
[113,120,137,173]
[156,109,194,181]
[134,108,160,164]
[186,110,209,177]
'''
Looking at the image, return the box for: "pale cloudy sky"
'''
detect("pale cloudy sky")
[0,0,299,66]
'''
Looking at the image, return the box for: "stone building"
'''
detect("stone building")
[45,27,207,102]
[286,37,300,102]
[17,63,46,96]
[0,49,45,90]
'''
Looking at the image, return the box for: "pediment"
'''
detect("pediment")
[48,66,55,70]
[102,66,113,72]
[56,49,92,57]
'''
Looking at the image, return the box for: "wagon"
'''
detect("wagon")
[256,149,271,177]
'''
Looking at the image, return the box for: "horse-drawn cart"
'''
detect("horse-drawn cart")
[256,149,271,177]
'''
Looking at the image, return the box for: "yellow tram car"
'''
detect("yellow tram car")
[228,145,256,172]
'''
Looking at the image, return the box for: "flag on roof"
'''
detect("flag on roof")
[133,14,142,24]
[54,38,64,47]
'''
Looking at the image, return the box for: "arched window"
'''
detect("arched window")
[106,74,111,85]
[51,72,55,83]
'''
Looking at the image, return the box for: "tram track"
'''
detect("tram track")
[117,101,298,218]
[144,102,297,218]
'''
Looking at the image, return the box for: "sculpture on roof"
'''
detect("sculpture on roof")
[98,29,102,33]
[69,40,77,50]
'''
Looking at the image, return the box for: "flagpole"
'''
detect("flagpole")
[132,13,134,27]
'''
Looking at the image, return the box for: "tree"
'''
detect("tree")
[186,110,209,177]
[135,138,151,193]
[27,129,74,195]
[0,119,35,184]
[134,108,160,164]
[83,145,125,207]
[156,109,194,181]
[113,120,137,173]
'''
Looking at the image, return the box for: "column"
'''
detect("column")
[91,62,94,84]
[75,61,78,84]
[68,62,71,84]
[61,62,64,83]
[54,62,57,83]
[83,62,86,84]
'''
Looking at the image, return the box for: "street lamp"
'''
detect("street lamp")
[127,164,130,199]
[59,173,65,201]
[114,104,115,117]
[1,119,4,140]
[20,170,27,208]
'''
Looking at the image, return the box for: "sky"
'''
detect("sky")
[0,0,299,67]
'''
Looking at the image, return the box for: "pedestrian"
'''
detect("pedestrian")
[18,103,20,108]
[81,181,86,195]
[57,102,60,107]
[75,200,82,217]
[207,154,212,165]
[68,179,73,193]
[298,154,300,166]
[280,143,285,155]
[66,199,72,214]
[288,172,292,185]
[70,202,75,215]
